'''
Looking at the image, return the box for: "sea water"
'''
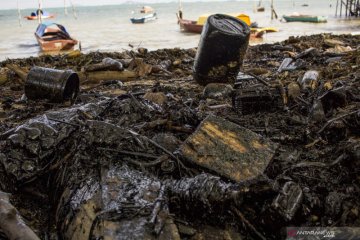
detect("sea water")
[0,0,359,60]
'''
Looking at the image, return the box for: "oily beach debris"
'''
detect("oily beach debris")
[180,114,277,182]
[25,66,80,103]
[0,33,359,239]
[193,14,250,85]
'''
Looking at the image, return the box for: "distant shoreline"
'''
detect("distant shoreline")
[1,0,356,60]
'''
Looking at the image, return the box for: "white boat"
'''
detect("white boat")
[130,12,157,24]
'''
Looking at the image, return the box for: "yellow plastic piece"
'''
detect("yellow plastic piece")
[324,81,333,90]
[258,27,279,32]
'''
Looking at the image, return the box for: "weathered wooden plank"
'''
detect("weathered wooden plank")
[180,115,278,182]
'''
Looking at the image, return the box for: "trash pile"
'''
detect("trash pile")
[0,32,359,239]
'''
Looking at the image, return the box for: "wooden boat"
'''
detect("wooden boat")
[196,13,251,26]
[178,18,267,38]
[283,14,327,23]
[25,10,54,20]
[35,23,78,51]
[177,14,274,39]
[256,6,265,12]
[256,0,265,12]
[130,12,157,24]
[177,13,251,34]
[178,19,203,33]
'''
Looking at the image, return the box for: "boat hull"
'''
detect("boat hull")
[35,24,78,52]
[196,13,251,26]
[179,19,203,33]
[179,18,265,38]
[283,15,327,23]
[35,34,77,51]
[25,15,55,20]
[130,13,157,24]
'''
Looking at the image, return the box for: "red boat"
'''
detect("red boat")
[25,10,55,20]
[35,23,78,52]
[179,19,203,33]
[178,16,265,39]
[25,15,55,20]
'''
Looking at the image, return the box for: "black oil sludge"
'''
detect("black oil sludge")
[25,66,80,103]
[193,14,250,85]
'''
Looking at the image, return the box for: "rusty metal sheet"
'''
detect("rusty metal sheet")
[180,115,278,182]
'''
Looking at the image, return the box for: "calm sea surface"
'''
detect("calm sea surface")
[0,0,359,60]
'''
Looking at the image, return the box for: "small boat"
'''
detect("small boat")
[178,18,267,38]
[130,12,157,24]
[178,13,251,34]
[283,14,327,23]
[35,22,78,51]
[256,0,265,12]
[178,19,203,33]
[196,13,251,26]
[25,10,55,20]
[131,6,157,24]
[256,6,265,12]
[177,13,275,39]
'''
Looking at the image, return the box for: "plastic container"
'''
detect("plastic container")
[300,70,319,90]
[193,14,250,86]
[25,66,79,103]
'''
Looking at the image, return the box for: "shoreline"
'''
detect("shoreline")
[0,33,359,239]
